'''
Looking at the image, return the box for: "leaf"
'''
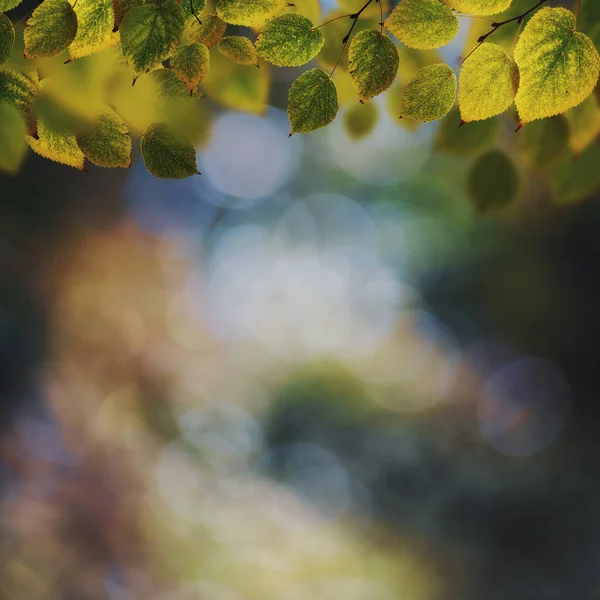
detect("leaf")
[120,0,184,75]
[551,143,600,204]
[385,0,458,50]
[185,14,227,48]
[0,14,15,66]
[27,118,85,169]
[69,0,119,59]
[171,42,210,91]
[24,0,78,58]
[518,116,569,170]
[564,94,600,154]
[441,0,511,16]
[0,69,39,124]
[256,14,323,67]
[216,0,286,27]
[399,63,456,122]
[183,0,206,20]
[288,68,338,134]
[0,100,26,173]
[468,150,519,213]
[151,67,190,98]
[343,100,378,140]
[141,121,199,179]
[218,36,258,66]
[435,108,499,156]
[459,43,519,122]
[76,109,132,168]
[348,29,399,102]
[514,7,600,123]
[0,0,22,10]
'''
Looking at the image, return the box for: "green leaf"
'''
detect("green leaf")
[468,150,519,213]
[441,0,511,16]
[0,100,26,173]
[69,0,118,59]
[564,94,600,154]
[399,63,456,122]
[76,109,132,168]
[459,43,519,122]
[171,42,210,91]
[518,115,569,170]
[0,14,15,66]
[185,14,227,48]
[218,36,258,66]
[0,0,24,11]
[120,0,184,75]
[150,67,190,98]
[216,0,286,27]
[343,100,378,140]
[24,0,78,58]
[348,29,399,102]
[256,14,323,67]
[183,0,206,20]
[551,143,600,204]
[434,108,500,156]
[514,7,600,123]
[288,68,338,134]
[385,0,458,50]
[27,118,85,169]
[141,121,199,179]
[0,69,39,124]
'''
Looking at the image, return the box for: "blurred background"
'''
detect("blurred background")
[2,1,600,598]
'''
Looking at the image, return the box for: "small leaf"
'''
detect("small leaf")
[76,109,132,168]
[564,94,600,155]
[171,42,210,91]
[385,0,458,50]
[0,69,39,124]
[288,68,338,134]
[435,108,499,156]
[518,116,569,170]
[27,118,85,169]
[218,36,258,66]
[69,0,119,59]
[256,14,323,67]
[441,0,511,16]
[0,14,15,66]
[343,100,378,140]
[399,63,456,122]
[0,100,26,173]
[216,0,286,27]
[120,0,184,75]
[141,121,199,178]
[348,29,399,102]
[459,43,519,122]
[24,0,78,58]
[185,14,227,48]
[514,7,600,123]
[468,150,519,213]
[551,143,600,204]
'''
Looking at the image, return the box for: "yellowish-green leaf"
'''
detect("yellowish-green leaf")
[459,43,519,122]
[216,0,286,27]
[183,0,206,20]
[24,0,78,58]
[551,143,600,204]
[385,0,458,50]
[0,0,23,10]
[218,36,258,66]
[120,0,184,75]
[256,14,323,67]
[442,0,511,16]
[348,29,399,102]
[141,121,199,178]
[184,14,226,47]
[514,7,600,123]
[399,63,456,121]
[285,0,320,23]
[171,42,210,91]
[69,0,119,59]
[343,100,378,140]
[564,94,600,154]
[435,107,500,156]
[288,68,338,134]
[0,100,26,173]
[27,118,85,169]
[76,109,132,168]
[518,115,569,170]
[0,69,38,125]
[468,150,519,213]
[151,67,190,97]
[0,14,15,66]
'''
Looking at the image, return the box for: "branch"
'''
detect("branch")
[477,0,548,44]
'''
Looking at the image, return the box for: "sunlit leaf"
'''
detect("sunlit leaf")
[468,150,519,212]
[435,108,500,156]
[27,117,85,169]
[288,68,338,134]
[0,14,15,66]
[24,0,78,58]
[184,14,227,48]
[141,121,199,178]
[171,42,210,91]
[441,0,512,16]
[76,109,132,168]
[69,0,119,59]
[218,36,258,66]
[0,100,26,173]
[343,100,378,140]
[518,116,569,170]
[216,0,286,27]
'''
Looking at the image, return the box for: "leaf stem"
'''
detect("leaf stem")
[477,0,548,43]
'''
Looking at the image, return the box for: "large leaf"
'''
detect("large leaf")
[171,42,210,91]
[120,0,184,75]
[441,0,511,16]
[288,68,338,134]
[514,7,600,123]
[0,100,26,173]
[0,14,15,66]
[218,36,258,66]
[216,0,286,27]
[76,109,132,168]
[69,0,119,59]
[24,0,78,58]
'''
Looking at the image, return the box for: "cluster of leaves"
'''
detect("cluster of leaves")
[0,0,599,207]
